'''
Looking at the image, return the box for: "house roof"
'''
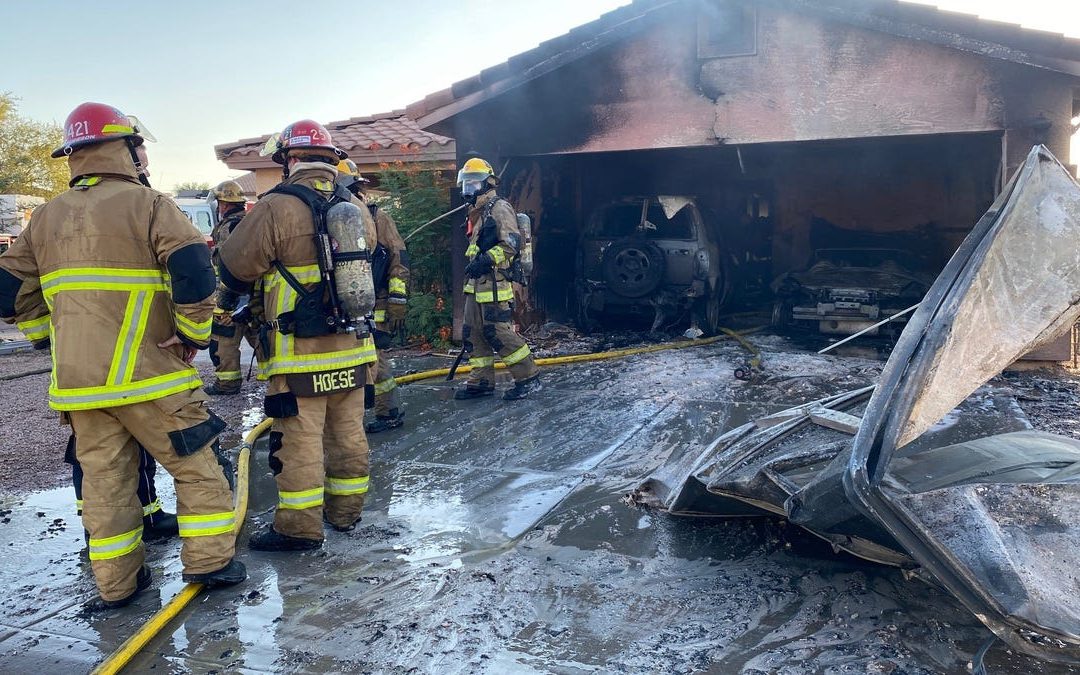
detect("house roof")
[405,0,1080,129]
[215,110,456,171]
[233,171,257,195]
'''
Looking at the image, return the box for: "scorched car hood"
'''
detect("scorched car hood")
[638,146,1080,664]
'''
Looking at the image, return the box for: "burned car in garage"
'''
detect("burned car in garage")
[771,248,933,335]
[575,196,727,334]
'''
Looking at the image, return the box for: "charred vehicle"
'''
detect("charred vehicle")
[771,248,933,335]
[575,196,727,334]
[637,147,1080,665]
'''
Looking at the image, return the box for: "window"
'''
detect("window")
[698,1,756,59]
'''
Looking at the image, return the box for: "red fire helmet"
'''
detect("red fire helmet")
[51,102,145,158]
[266,119,347,164]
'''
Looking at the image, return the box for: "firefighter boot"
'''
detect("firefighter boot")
[182,558,247,588]
[84,565,152,613]
[324,512,361,533]
[205,381,241,396]
[365,409,404,434]
[454,381,495,400]
[249,525,322,552]
[142,510,179,542]
[503,374,542,401]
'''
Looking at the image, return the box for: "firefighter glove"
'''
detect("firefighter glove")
[386,300,407,331]
[465,252,494,278]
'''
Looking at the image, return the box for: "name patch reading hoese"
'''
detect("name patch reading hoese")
[286,366,363,397]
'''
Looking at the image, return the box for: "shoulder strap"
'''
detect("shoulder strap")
[273,260,318,298]
[267,183,339,220]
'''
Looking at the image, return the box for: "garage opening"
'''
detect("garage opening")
[503,131,1001,334]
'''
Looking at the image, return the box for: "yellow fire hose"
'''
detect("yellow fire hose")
[397,328,762,385]
[91,417,272,675]
[91,328,760,672]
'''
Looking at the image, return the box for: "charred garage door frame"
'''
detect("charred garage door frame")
[501,131,1002,329]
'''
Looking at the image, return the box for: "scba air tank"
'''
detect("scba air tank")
[516,212,533,276]
[325,201,376,327]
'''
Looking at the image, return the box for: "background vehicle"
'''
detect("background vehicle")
[174,196,216,248]
[771,248,932,335]
[575,196,728,335]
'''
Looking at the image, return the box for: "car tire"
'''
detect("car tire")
[601,240,666,299]
[771,300,792,328]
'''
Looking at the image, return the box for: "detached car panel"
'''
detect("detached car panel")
[639,146,1080,664]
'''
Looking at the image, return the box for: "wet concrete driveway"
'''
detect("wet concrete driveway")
[0,338,1076,673]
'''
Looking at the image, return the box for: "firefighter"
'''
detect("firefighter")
[455,158,540,400]
[14,155,181,544]
[0,102,245,609]
[205,180,253,395]
[335,159,409,433]
[217,120,378,551]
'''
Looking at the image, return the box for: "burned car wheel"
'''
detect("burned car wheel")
[601,240,665,299]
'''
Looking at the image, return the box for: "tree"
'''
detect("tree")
[0,93,67,198]
[173,181,211,193]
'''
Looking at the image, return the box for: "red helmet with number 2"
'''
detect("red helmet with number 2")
[51,102,145,158]
[268,119,347,164]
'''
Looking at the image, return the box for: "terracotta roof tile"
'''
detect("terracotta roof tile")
[215,110,454,164]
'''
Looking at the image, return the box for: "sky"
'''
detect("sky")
[2,0,1078,191]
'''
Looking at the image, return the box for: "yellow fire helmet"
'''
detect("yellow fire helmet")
[212,180,246,203]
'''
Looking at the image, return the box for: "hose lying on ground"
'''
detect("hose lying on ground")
[397,328,762,385]
[91,417,271,675]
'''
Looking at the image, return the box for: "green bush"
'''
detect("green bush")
[372,161,456,347]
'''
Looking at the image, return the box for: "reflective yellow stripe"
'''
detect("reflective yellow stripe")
[177,511,236,537]
[88,526,143,560]
[76,498,84,515]
[264,342,377,377]
[74,176,102,187]
[325,475,369,496]
[279,487,324,510]
[474,284,514,303]
[17,314,50,341]
[100,124,134,135]
[469,356,496,368]
[142,499,162,517]
[41,267,168,299]
[465,244,480,257]
[217,370,242,381]
[464,281,475,294]
[373,309,387,323]
[49,368,202,411]
[108,290,151,385]
[388,277,406,295]
[373,377,397,395]
[503,343,532,365]
[487,247,506,265]
[260,265,378,375]
[175,312,212,343]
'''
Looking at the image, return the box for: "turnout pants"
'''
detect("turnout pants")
[68,390,236,602]
[210,315,246,390]
[463,295,538,385]
[372,327,400,416]
[66,437,162,519]
[268,382,370,540]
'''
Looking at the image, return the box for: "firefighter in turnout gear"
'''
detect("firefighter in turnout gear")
[206,180,253,395]
[217,120,378,551]
[456,158,540,400]
[335,159,409,433]
[0,102,246,609]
